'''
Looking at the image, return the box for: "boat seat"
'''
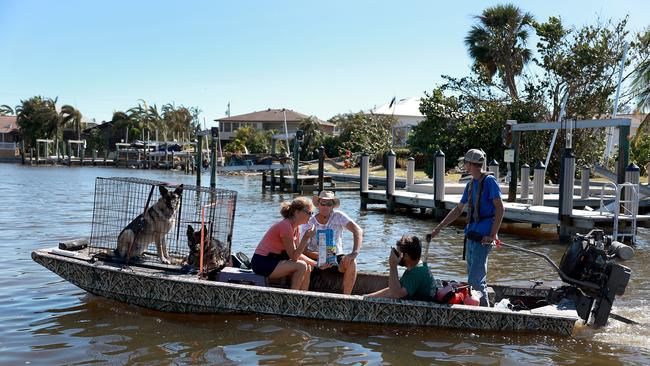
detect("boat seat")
[218,267,267,287]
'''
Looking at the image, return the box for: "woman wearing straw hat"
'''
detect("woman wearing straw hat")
[303,191,363,295]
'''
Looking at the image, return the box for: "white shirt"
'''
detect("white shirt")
[302,211,351,255]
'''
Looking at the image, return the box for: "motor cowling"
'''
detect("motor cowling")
[558,229,632,326]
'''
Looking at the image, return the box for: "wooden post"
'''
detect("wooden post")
[558,148,575,242]
[520,164,530,201]
[262,171,267,193]
[92,149,97,166]
[270,139,277,192]
[360,153,369,210]
[292,136,300,193]
[508,129,520,203]
[210,128,218,188]
[318,146,325,194]
[433,150,446,220]
[196,136,202,186]
[580,166,591,199]
[29,147,33,165]
[406,157,415,190]
[36,143,40,165]
[280,168,285,192]
[81,147,86,166]
[533,162,545,206]
[386,151,396,213]
[488,159,499,181]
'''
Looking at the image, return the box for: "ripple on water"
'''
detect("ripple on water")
[2,164,650,365]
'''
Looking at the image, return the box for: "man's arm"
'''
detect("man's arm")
[430,202,466,237]
[346,220,363,256]
[387,250,408,298]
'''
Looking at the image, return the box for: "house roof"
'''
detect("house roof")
[216,108,334,126]
[0,116,18,134]
[372,97,424,117]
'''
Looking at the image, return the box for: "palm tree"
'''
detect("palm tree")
[60,105,83,140]
[631,29,650,112]
[0,104,14,115]
[464,4,534,101]
[111,111,132,142]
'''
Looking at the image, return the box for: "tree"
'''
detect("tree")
[465,4,534,101]
[297,116,324,160]
[223,126,271,154]
[329,112,395,159]
[16,96,60,151]
[0,104,14,115]
[630,28,650,112]
[60,104,83,140]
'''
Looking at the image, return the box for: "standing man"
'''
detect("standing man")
[429,149,504,306]
[303,191,363,295]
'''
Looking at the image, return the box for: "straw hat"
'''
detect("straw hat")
[314,190,340,208]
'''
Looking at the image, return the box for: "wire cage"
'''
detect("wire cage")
[89,177,237,269]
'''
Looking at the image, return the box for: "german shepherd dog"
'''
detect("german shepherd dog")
[116,184,184,264]
[186,224,228,274]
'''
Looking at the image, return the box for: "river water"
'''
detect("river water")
[1,164,649,365]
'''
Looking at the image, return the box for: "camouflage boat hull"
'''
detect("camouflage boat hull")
[32,248,578,336]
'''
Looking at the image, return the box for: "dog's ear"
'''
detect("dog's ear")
[174,184,184,196]
[159,185,170,199]
[187,224,194,237]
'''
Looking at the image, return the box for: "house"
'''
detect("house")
[215,108,335,142]
[369,97,425,146]
[0,115,20,160]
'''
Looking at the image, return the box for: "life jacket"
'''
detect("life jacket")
[435,281,481,306]
[466,173,495,225]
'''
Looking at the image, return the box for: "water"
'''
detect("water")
[1,164,649,364]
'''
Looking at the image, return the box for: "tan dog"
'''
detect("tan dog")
[116,184,184,264]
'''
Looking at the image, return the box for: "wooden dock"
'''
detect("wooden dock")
[364,189,650,229]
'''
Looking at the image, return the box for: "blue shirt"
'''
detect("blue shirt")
[460,175,501,236]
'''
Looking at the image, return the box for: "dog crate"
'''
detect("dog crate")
[89,177,237,268]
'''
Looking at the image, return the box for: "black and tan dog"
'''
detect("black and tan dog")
[116,184,184,264]
[186,224,228,274]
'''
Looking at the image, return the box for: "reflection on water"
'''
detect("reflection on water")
[1,164,649,364]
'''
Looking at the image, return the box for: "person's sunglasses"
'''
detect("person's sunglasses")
[319,200,335,207]
[303,208,313,215]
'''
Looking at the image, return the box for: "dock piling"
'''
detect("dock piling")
[386,151,396,213]
[360,153,369,210]
[533,162,546,206]
[558,149,576,242]
[434,150,446,220]
[318,146,325,194]
[489,159,500,181]
[520,164,530,201]
[581,166,591,199]
[406,157,415,190]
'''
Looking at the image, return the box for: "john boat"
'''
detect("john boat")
[32,177,636,337]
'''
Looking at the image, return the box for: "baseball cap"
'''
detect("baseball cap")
[459,149,485,164]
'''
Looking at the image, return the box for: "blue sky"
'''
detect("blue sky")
[1,0,648,127]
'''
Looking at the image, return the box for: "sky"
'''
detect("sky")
[1,0,648,128]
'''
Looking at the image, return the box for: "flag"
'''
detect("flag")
[225,102,231,117]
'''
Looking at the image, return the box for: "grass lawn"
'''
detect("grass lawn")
[305,163,462,183]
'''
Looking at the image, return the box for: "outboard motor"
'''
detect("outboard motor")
[558,229,633,326]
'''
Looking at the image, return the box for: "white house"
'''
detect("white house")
[370,97,425,146]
